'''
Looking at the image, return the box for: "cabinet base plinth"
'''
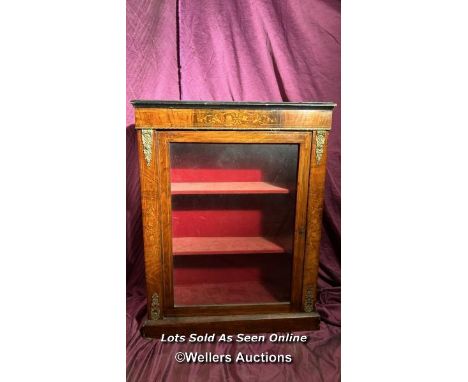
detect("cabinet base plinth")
[141,312,320,338]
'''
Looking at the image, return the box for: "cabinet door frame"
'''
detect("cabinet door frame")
[156,131,312,317]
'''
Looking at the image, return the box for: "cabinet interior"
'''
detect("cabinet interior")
[169,143,299,306]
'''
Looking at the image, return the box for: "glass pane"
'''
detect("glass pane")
[170,143,299,306]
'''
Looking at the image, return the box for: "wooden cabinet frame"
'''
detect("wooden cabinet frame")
[133,101,335,338]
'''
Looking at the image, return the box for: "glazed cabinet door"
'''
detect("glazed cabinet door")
[157,131,312,316]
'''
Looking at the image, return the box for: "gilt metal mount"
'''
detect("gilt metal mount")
[141,129,153,166]
[150,293,161,320]
[304,286,314,313]
[315,131,326,165]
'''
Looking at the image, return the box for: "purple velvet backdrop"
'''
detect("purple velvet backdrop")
[127,0,340,380]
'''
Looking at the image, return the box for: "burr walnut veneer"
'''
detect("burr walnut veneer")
[132,101,335,338]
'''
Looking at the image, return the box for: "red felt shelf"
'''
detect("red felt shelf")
[172,236,286,255]
[171,181,289,195]
[174,281,290,305]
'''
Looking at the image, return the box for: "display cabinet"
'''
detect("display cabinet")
[132,101,335,338]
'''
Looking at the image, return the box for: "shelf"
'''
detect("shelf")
[172,236,286,255]
[171,181,289,195]
[174,281,290,305]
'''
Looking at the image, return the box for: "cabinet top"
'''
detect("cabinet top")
[131,100,336,110]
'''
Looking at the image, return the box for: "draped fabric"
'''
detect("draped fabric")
[127,0,340,380]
